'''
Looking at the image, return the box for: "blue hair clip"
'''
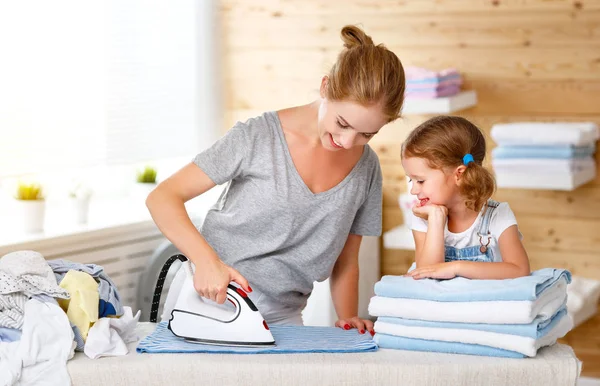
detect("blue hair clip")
[463,154,474,166]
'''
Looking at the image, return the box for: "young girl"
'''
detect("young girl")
[401,115,530,280]
[146,25,405,335]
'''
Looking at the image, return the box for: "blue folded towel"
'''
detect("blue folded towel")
[137,322,377,354]
[492,145,595,159]
[377,307,567,339]
[374,333,524,358]
[374,268,570,302]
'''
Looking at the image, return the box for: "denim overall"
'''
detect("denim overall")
[444,199,500,263]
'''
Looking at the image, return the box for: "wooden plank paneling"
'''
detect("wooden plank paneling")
[226,77,600,115]
[221,0,600,16]
[223,13,600,49]
[226,47,600,81]
[221,0,600,375]
[383,205,600,255]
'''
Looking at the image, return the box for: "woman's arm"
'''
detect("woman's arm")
[146,163,250,301]
[330,234,373,335]
[146,163,218,266]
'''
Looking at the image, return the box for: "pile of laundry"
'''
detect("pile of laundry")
[0,250,139,385]
[368,268,573,358]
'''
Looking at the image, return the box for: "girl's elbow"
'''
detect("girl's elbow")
[513,264,531,278]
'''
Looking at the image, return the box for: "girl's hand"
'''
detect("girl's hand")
[412,202,448,221]
[335,316,375,337]
[193,258,251,304]
[406,262,459,280]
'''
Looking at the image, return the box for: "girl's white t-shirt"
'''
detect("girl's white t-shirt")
[409,202,522,263]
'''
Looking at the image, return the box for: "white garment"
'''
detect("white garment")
[84,306,140,359]
[0,251,70,299]
[374,314,573,357]
[0,299,74,386]
[368,279,567,324]
[409,201,521,263]
[490,122,599,146]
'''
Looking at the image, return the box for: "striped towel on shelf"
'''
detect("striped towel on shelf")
[137,322,378,354]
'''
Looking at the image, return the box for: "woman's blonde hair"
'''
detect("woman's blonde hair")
[401,116,496,212]
[325,25,405,122]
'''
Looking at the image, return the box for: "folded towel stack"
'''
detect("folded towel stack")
[566,275,600,328]
[491,122,599,190]
[368,268,574,357]
[404,67,462,99]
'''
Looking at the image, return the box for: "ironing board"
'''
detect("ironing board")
[67,322,581,386]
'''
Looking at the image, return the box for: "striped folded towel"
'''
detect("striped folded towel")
[137,322,377,354]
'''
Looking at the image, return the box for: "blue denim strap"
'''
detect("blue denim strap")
[478,199,499,237]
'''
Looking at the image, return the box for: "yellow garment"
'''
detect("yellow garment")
[57,270,99,340]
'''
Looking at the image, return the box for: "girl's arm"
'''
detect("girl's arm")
[455,225,530,279]
[413,205,447,267]
[330,234,374,335]
[409,225,530,280]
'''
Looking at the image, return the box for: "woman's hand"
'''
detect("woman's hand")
[193,258,251,304]
[412,202,448,221]
[406,262,459,280]
[335,316,375,336]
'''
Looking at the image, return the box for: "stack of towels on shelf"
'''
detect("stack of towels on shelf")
[404,67,462,99]
[368,268,573,358]
[491,122,599,190]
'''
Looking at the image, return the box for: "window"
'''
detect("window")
[0,0,220,187]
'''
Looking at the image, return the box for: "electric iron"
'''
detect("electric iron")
[150,254,275,347]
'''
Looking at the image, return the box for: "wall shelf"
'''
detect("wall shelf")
[402,90,477,115]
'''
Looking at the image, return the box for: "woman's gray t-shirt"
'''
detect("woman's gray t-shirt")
[193,111,382,310]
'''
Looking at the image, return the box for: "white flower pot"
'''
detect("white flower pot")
[14,199,46,233]
[69,196,91,225]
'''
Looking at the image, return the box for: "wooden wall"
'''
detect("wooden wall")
[218,0,600,376]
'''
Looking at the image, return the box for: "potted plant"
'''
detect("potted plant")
[68,181,93,225]
[14,181,46,233]
[132,165,158,201]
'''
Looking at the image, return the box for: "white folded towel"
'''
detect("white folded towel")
[368,278,567,324]
[491,122,599,146]
[492,157,596,174]
[495,167,596,191]
[567,276,600,327]
[374,313,573,357]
